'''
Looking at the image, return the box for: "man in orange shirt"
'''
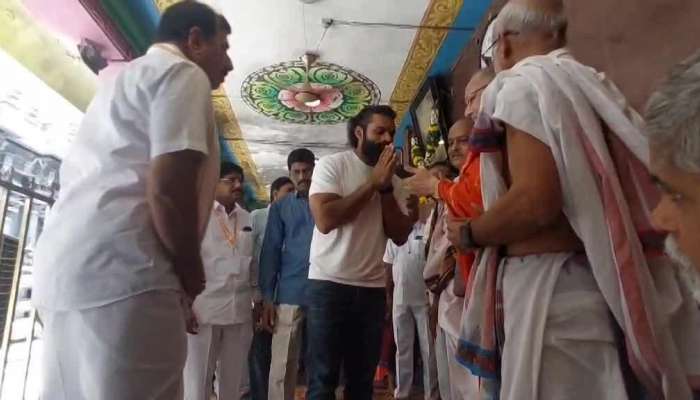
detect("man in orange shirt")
[407,68,495,283]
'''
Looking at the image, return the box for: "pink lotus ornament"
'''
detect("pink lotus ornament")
[278,83,344,113]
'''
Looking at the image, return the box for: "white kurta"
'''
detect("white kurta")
[33,43,219,400]
[384,224,438,400]
[184,203,255,400]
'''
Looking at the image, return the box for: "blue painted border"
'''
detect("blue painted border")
[395,0,493,147]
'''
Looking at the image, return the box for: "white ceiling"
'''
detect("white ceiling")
[212,0,430,184]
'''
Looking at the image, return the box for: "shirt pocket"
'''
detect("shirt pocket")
[408,235,425,257]
[236,230,254,258]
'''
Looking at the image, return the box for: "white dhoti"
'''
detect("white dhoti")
[435,327,451,400]
[39,290,187,400]
[500,253,627,400]
[435,282,479,400]
[392,303,438,400]
[184,322,253,400]
[268,304,305,400]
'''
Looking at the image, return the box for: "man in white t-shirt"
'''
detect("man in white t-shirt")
[31,3,233,399]
[307,105,419,399]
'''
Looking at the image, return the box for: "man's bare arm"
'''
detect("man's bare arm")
[147,149,206,298]
[470,125,563,246]
[310,182,376,234]
[311,146,398,234]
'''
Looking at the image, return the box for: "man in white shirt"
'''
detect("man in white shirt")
[307,105,419,399]
[31,3,233,400]
[384,215,438,400]
[248,176,294,400]
[184,163,256,400]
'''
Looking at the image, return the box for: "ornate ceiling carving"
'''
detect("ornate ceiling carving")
[241,61,381,125]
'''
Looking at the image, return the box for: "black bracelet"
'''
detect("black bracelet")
[378,185,394,194]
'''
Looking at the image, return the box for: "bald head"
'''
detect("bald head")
[465,68,495,120]
[492,0,567,72]
[510,0,564,15]
[448,118,472,137]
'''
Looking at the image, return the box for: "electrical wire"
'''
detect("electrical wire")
[302,3,309,49]
[314,24,330,52]
[323,18,474,32]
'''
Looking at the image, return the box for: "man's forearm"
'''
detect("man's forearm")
[311,181,376,234]
[381,193,413,245]
[148,151,205,278]
[470,185,557,247]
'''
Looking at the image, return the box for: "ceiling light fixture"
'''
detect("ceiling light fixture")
[294,52,322,107]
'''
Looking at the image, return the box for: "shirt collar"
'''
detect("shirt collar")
[148,43,187,59]
[214,201,239,217]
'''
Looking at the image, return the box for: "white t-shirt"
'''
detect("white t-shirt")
[384,222,429,306]
[32,44,219,311]
[308,150,406,287]
[194,203,255,325]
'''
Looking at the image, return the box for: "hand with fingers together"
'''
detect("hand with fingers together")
[370,146,397,192]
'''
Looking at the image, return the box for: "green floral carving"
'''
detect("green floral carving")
[241,61,381,125]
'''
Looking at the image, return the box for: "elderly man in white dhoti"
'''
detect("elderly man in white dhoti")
[445,1,700,399]
[646,49,700,302]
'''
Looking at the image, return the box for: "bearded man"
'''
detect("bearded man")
[306,105,419,399]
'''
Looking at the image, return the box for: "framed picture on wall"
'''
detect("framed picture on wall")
[409,78,449,164]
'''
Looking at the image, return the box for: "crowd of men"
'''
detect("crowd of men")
[29,0,700,399]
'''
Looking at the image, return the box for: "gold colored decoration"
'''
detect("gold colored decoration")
[0,0,97,111]
[155,0,267,201]
[212,89,267,201]
[389,0,463,122]
[152,0,182,10]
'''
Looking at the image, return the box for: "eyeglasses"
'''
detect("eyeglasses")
[480,30,520,66]
[220,178,242,185]
[465,82,490,109]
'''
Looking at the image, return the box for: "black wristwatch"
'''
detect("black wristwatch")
[459,220,480,250]
[378,185,394,194]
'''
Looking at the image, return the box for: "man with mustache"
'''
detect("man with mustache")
[184,162,256,400]
[32,2,233,398]
[258,148,317,400]
[647,49,700,301]
[248,176,295,400]
[307,105,419,399]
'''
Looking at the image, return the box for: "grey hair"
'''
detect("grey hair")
[645,49,700,173]
[494,2,567,44]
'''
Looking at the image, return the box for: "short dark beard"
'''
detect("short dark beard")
[361,133,385,166]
